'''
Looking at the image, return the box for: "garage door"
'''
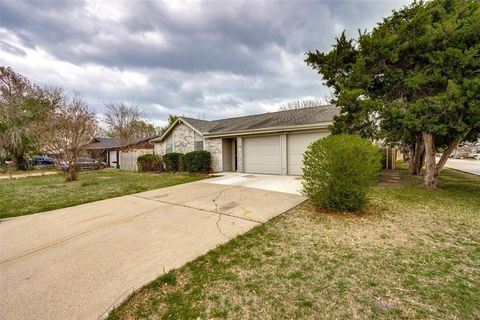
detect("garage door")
[244,135,282,174]
[287,132,328,175]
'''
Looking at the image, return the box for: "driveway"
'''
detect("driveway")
[206,172,303,195]
[442,158,480,175]
[0,177,304,320]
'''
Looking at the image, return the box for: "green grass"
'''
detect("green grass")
[0,170,206,219]
[108,169,480,320]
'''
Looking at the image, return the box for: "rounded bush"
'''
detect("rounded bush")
[302,134,381,212]
[184,150,211,173]
[162,152,184,172]
[137,154,163,172]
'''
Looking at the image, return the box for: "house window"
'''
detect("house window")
[194,132,204,151]
[165,135,174,153]
[194,141,203,151]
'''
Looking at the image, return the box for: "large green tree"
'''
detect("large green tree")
[306,0,480,188]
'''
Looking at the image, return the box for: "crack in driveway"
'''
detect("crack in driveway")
[131,194,262,224]
[212,189,227,237]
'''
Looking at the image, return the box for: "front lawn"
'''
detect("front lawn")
[0,170,206,219]
[108,169,480,319]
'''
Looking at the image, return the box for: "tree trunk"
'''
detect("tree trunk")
[66,163,77,182]
[14,154,28,171]
[422,132,437,188]
[408,146,415,172]
[409,135,424,175]
[434,131,470,177]
[401,147,411,162]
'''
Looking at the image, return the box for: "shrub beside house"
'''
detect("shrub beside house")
[302,134,381,212]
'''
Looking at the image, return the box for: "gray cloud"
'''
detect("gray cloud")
[0,0,411,124]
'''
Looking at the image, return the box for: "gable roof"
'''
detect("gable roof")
[88,136,157,150]
[152,105,339,142]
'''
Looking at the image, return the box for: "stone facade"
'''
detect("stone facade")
[205,138,223,172]
[236,137,243,173]
[172,123,195,154]
[153,141,164,155]
[153,121,224,172]
[154,123,194,156]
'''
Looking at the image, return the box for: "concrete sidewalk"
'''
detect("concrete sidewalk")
[0,171,58,180]
[442,158,480,175]
[0,180,304,320]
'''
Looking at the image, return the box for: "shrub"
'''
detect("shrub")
[137,154,163,172]
[163,152,185,172]
[184,150,211,173]
[302,134,381,212]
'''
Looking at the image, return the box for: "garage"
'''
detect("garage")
[243,135,282,174]
[242,131,327,175]
[287,131,328,175]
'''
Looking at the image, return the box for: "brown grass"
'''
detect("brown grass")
[109,169,480,320]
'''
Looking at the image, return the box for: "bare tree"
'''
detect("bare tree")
[104,103,146,149]
[37,94,97,181]
[278,96,330,111]
[0,66,62,169]
[196,112,206,120]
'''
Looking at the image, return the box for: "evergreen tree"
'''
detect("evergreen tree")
[306,0,480,187]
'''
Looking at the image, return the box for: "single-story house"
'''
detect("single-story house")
[151,105,340,175]
[87,137,156,167]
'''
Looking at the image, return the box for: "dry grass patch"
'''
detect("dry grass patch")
[109,169,480,320]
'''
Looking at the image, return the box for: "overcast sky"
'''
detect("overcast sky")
[0,0,410,126]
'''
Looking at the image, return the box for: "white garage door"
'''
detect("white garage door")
[287,132,328,175]
[244,135,282,174]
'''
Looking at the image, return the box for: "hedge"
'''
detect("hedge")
[163,152,185,172]
[137,154,163,172]
[302,134,381,212]
[184,150,211,173]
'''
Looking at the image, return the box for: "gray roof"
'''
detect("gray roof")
[178,117,215,133]
[88,136,156,150]
[181,105,339,135]
[88,138,121,150]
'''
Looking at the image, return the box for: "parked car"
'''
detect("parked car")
[57,157,102,171]
[31,156,55,166]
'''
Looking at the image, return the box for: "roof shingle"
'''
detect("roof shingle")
[88,136,156,150]
[180,105,339,135]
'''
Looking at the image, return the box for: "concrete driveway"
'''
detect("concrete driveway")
[0,178,304,320]
[207,172,303,195]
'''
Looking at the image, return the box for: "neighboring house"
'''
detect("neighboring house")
[151,105,340,175]
[87,137,156,167]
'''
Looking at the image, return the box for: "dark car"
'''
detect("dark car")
[57,157,101,171]
[31,156,55,166]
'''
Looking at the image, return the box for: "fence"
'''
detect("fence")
[120,149,154,172]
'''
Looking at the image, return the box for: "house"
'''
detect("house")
[87,137,156,167]
[151,105,340,175]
